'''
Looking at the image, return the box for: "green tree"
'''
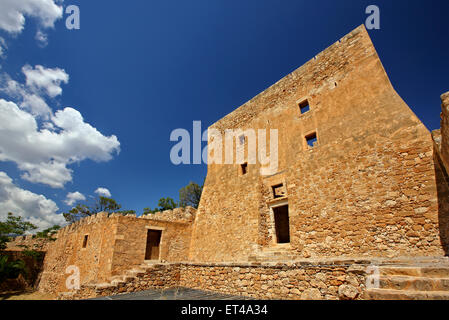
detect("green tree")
[0,255,27,284]
[143,207,158,215]
[179,181,203,209]
[0,213,37,250]
[63,197,125,222]
[115,210,136,216]
[158,197,177,210]
[144,197,178,215]
[143,180,204,215]
[35,225,61,240]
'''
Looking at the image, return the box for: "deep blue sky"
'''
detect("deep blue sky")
[1,0,448,215]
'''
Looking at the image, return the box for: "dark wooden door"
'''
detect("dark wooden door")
[145,230,162,260]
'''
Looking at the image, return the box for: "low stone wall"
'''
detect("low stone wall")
[60,260,371,300]
[60,263,180,300]
[142,206,197,223]
[178,262,366,300]
[6,236,52,252]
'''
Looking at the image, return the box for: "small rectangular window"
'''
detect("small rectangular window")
[306,132,318,148]
[240,163,248,175]
[272,184,286,199]
[299,100,310,114]
[82,235,88,248]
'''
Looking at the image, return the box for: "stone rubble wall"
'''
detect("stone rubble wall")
[5,236,52,252]
[59,260,369,300]
[62,263,181,300]
[141,206,196,223]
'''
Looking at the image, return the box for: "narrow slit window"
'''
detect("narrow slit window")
[299,100,310,114]
[306,132,318,148]
[82,235,88,248]
[241,163,248,175]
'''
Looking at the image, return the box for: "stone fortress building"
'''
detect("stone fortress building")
[34,25,449,300]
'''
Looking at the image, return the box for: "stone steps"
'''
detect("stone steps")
[380,266,449,278]
[379,275,449,291]
[365,288,449,300]
[85,262,168,291]
[366,260,449,300]
[248,249,298,262]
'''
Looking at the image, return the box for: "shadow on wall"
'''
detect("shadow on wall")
[0,251,46,292]
[435,152,449,256]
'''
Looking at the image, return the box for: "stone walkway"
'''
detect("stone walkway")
[89,287,255,300]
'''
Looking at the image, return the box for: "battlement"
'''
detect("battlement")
[55,206,197,238]
[6,235,51,252]
[139,206,197,223]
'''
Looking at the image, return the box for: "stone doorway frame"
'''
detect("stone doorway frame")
[144,226,165,261]
[268,200,291,247]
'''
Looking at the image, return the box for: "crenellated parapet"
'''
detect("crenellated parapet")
[139,206,197,223]
[6,235,51,252]
[55,211,111,238]
[54,206,197,238]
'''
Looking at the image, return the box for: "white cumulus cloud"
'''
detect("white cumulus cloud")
[0,171,66,231]
[0,0,63,34]
[0,99,121,188]
[23,64,69,98]
[64,191,86,206]
[0,64,120,189]
[0,65,68,118]
[95,188,111,198]
[35,30,49,48]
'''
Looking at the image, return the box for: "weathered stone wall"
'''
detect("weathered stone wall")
[38,213,118,294]
[178,262,366,300]
[432,92,449,254]
[62,263,181,300]
[111,213,194,275]
[60,260,369,300]
[38,209,195,295]
[440,92,449,172]
[190,25,445,262]
[5,236,52,252]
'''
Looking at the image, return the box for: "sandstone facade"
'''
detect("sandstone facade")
[190,25,448,262]
[38,208,195,294]
[37,25,449,299]
[6,235,52,252]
